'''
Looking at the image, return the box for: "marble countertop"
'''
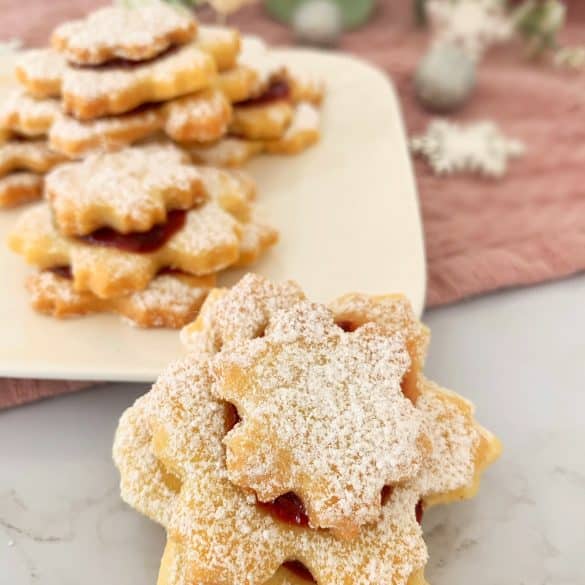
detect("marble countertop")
[1,276,584,585]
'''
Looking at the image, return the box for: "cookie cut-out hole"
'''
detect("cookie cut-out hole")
[335,319,360,333]
[78,208,187,253]
[224,402,241,433]
[380,485,394,506]
[282,560,316,583]
[416,499,424,525]
[257,492,310,527]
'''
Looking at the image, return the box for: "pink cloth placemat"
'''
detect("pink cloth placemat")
[1,0,584,409]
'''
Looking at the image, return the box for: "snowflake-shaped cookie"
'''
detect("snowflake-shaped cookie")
[51,3,197,65]
[27,269,215,329]
[211,299,427,538]
[45,143,205,236]
[114,275,501,585]
[0,89,61,137]
[15,48,66,98]
[410,119,525,178]
[9,169,274,299]
[0,173,44,208]
[427,0,513,61]
[61,42,216,120]
[0,139,65,177]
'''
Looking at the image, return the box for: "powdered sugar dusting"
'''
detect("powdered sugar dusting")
[114,353,427,585]
[28,270,213,328]
[45,142,205,235]
[212,299,425,536]
[52,3,196,65]
[15,49,66,98]
[0,138,64,176]
[62,42,215,109]
[181,273,305,354]
[163,88,231,143]
[415,378,480,497]
[0,89,61,137]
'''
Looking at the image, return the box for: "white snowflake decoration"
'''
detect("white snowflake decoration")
[410,119,525,178]
[427,0,513,61]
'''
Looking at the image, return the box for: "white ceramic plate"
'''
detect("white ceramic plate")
[0,49,425,382]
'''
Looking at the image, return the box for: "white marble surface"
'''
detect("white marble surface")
[1,277,584,585]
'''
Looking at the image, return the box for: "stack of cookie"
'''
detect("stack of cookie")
[0,84,64,208]
[114,274,501,585]
[8,143,278,328]
[8,3,324,166]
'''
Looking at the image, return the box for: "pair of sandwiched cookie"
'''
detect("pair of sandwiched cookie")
[113,273,502,585]
[9,143,279,328]
[11,3,323,164]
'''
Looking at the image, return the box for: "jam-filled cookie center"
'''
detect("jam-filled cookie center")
[77,208,187,253]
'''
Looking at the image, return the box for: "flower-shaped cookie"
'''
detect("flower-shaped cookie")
[211,298,427,538]
[51,3,197,65]
[27,269,215,329]
[0,173,44,208]
[0,90,61,137]
[45,143,206,236]
[15,49,66,98]
[114,274,501,585]
[61,43,216,120]
[9,170,276,299]
[0,139,65,177]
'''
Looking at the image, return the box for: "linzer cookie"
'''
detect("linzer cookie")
[263,102,321,155]
[61,43,216,120]
[230,100,294,140]
[188,102,321,166]
[15,49,66,99]
[9,202,241,299]
[188,136,264,167]
[49,107,164,158]
[50,89,232,158]
[0,139,65,176]
[211,299,428,538]
[0,173,44,208]
[9,166,277,299]
[45,143,205,236]
[0,90,61,137]
[51,3,197,66]
[28,269,215,329]
[113,274,500,585]
[163,88,232,143]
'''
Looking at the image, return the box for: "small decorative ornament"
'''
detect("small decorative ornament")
[415,43,476,112]
[410,119,525,178]
[292,0,343,47]
[427,0,513,61]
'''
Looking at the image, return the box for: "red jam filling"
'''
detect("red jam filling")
[224,403,241,433]
[336,319,359,333]
[78,209,187,253]
[257,492,310,527]
[416,499,424,524]
[50,265,73,279]
[237,79,291,108]
[72,45,179,70]
[282,561,316,583]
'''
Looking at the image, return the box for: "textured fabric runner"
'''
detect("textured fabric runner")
[1,0,584,408]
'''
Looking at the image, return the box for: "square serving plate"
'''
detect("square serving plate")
[0,49,425,382]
